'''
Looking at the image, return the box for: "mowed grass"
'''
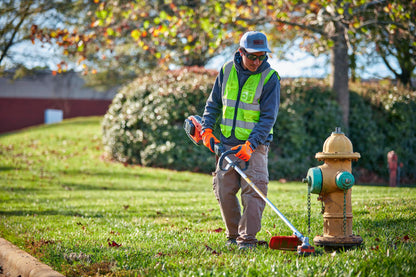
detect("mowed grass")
[0,116,415,276]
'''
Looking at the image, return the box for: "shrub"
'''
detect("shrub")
[102,69,416,183]
[349,82,416,182]
[102,67,218,172]
[270,79,343,180]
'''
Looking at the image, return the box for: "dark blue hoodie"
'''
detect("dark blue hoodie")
[202,51,280,149]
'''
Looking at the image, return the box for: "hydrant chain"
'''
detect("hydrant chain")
[307,190,311,235]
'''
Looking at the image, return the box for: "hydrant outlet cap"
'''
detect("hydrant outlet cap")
[315,127,360,160]
[336,171,355,190]
[306,167,323,194]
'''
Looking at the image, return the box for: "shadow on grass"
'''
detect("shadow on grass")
[60,168,199,183]
[60,181,198,192]
[0,117,101,137]
[0,166,15,172]
[0,209,104,217]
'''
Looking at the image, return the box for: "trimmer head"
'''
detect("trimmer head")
[270,235,316,256]
[297,243,315,256]
[269,235,301,251]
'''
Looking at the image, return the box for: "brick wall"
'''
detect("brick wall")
[0,98,112,133]
[0,71,118,134]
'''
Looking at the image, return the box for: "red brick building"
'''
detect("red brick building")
[0,71,117,134]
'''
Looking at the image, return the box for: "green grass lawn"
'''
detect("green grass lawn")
[1,117,415,276]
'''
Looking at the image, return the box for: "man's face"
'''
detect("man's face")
[241,50,267,72]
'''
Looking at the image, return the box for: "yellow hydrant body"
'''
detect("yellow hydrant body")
[304,127,363,250]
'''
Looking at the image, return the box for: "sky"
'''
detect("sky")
[205,42,397,80]
[6,38,397,80]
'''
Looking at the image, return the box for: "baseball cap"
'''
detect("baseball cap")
[239,31,271,53]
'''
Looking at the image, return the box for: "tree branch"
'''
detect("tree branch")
[0,2,31,64]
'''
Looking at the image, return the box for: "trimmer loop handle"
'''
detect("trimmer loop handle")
[215,144,249,171]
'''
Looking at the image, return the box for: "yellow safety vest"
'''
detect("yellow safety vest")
[220,61,278,140]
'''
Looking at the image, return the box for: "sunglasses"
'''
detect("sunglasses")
[242,49,267,61]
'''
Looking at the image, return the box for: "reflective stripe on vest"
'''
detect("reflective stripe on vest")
[220,61,276,140]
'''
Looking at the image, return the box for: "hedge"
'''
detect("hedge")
[102,67,416,184]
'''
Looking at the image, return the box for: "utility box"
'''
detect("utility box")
[44,109,63,124]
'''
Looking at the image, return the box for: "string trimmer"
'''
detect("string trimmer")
[184,115,315,256]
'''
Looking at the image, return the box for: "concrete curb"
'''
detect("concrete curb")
[0,238,64,277]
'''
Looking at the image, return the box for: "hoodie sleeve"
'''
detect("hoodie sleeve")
[247,72,280,149]
[201,69,224,131]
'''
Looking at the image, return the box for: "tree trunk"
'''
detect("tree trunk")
[397,67,414,89]
[330,21,350,131]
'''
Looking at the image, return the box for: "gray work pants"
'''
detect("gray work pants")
[212,144,269,244]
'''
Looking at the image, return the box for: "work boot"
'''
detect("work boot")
[237,242,256,251]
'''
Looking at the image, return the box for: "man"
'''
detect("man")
[201,31,281,250]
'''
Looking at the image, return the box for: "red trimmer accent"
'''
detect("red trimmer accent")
[269,235,301,251]
[184,115,203,145]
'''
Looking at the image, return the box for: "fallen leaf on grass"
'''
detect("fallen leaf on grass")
[213,228,224,233]
[394,235,411,245]
[205,245,220,255]
[155,252,170,258]
[402,235,410,242]
[76,222,87,230]
[107,239,121,247]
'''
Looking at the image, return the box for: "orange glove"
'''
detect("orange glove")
[202,129,220,153]
[231,141,254,161]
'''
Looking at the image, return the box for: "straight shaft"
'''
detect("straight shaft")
[225,156,308,244]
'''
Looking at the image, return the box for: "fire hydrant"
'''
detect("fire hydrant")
[303,127,363,250]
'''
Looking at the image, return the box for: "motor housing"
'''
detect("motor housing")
[184,115,203,145]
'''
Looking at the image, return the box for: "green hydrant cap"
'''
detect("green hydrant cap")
[336,171,355,190]
[304,167,323,194]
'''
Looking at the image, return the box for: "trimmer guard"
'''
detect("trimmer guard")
[269,235,301,251]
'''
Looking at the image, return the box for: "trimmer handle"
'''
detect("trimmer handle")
[215,144,249,171]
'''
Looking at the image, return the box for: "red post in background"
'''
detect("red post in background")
[387,151,398,187]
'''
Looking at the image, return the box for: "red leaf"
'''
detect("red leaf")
[108,239,121,247]
[155,252,165,257]
[213,228,223,233]
[370,245,379,251]
[205,245,219,255]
